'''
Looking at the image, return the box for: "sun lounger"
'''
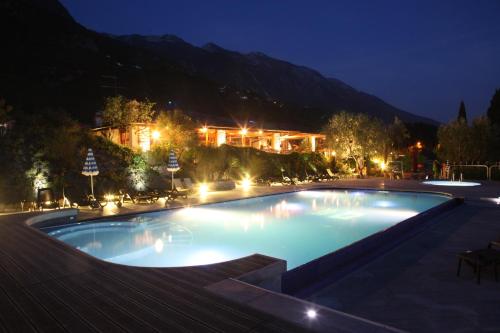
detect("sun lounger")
[127,189,155,204]
[36,188,60,211]
[326,168,340,180]
[172,178,189,198]
[457,248,500,284]
[183,178,194,191]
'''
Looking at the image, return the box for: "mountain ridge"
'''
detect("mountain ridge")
[0,0,438,130]
[117,34,438,125]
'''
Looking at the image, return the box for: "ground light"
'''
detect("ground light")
[199,183,209,197]
[306,308,317,319]
[241,175,252,191]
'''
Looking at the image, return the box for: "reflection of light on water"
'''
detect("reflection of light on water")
[312,199,317,210]
[315,208,418,221]
[373,200,395,208]
[186,250,228,266]
[175,207,243,223]
[328,210,365,220]
[154,239,164,253]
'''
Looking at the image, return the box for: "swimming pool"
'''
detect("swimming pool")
[42,189,451,270]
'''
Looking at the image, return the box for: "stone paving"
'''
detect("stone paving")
[306,179,500,333]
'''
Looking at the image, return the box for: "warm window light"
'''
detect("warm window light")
[152,130,160,140]
[240,128,248,135]
[306,309,317,319]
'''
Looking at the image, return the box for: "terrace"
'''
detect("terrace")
[1,179,499,332]
[92,122,325,154]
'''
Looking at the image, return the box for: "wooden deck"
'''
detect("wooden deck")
[0,212,308,332]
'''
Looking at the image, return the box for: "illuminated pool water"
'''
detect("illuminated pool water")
[42,190,450,269]
[422,180,481,187]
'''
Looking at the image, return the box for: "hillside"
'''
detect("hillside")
[0,0,437,130]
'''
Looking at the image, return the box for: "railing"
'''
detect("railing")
[449,164,489,180]
[489,163,500,180]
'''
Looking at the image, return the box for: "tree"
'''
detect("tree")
[469,116,493,162]
[323,111,385,177]
[437,120,470,163]
[385,116,409,161]
[102,95,155,129]
[457,100,467,123]
[153,109,198,160]
[0,98,13,124]
[487,89,500,127]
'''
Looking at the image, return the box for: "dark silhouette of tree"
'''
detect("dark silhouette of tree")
[457,100,467,123]
[487,89,500,127]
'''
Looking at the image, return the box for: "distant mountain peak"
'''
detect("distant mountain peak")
[202,42,226,53]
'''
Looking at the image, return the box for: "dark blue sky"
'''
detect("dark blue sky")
[60,0,500,122]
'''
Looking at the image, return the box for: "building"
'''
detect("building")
[92,122,325,154]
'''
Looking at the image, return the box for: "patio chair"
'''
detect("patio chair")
[326,168,340,180]
[457,248,500,284]
[183,178,195,191]
[126,189,155,204]
[488,236,500,250]
[172,178,189,198]
[36,188,60,211]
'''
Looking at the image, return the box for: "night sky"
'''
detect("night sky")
[60,0,500,123]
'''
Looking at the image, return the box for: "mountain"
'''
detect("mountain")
[0,0,437,130]
[116,35,437,125]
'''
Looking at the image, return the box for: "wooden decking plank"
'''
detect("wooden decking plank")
[77,272,219,333]
[0,266,67,333]
[96,268,263,332]
[4,228,101,283]
[13,224,101,270]
[40,277,129,333]
[108,267,275,331]
[0,287,37,333]
[50,272,159,333]
[27,283,99,333]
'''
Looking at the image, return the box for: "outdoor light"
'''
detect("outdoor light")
[200,126,208,133]
[152,130,160,140]
[380,162,386,170]
[258,129,263,135]
[240,127,248,135]
[306,309,317,319]
[241,176,251,191]
[199,183,209,196]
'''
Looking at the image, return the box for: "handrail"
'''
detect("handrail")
[449,164,489,180]
[489,164,500,180]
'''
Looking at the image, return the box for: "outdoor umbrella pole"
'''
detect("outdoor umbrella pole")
[82,148,99,198]
[167,149,180,194]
